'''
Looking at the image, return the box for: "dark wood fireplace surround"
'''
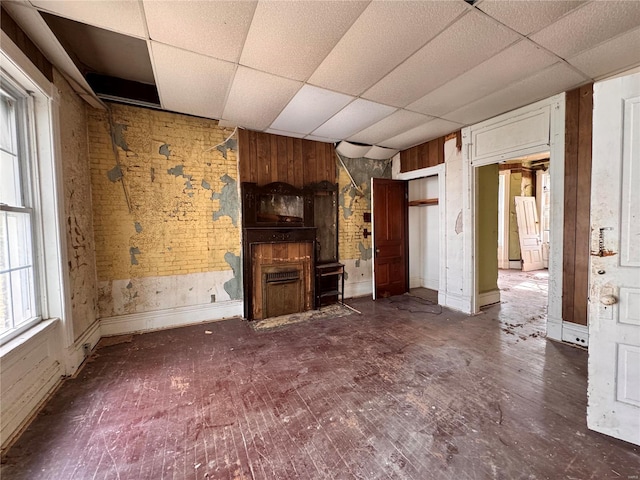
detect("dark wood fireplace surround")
[242,182,317,320]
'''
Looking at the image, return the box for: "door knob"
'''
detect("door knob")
[600,295,617,306]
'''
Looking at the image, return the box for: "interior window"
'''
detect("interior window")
[0,82,39,343]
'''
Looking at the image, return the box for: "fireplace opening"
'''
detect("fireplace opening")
[262,267,303,318]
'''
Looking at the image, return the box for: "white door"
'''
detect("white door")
[588,72,640,446]
[514,196,543,271]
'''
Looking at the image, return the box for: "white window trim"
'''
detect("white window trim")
[1,32,73,353]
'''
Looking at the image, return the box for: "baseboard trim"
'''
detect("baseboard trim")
[64,319,101,375]
[546,316,563,341]
[562,321,589,347]
[509,261,522,270]
[345,280,372,300]
[443,292,472,314]
[100,301,244,337]
[478,289,500,308]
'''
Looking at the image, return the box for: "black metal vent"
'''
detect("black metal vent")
[265,270,300,283]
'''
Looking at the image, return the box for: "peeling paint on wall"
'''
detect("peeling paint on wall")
[150,167,155,182]
[212,174,239,226]
[216,137,237,160]
[159,143,171,160]
[112,123,131,152]
[223,252,242,300]
[129,246,141,265]
[201,179,211,190]
[358,242,372,261]
[167,165,186,177]
[455,210,463,235]
[107,165,123,182]
[134,222,143,233]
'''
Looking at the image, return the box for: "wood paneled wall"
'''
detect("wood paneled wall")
[400,136,444,173]
[238,129,336,187]
[563,84,593,326]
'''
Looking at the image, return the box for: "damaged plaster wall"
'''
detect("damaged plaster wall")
[338,155,391,298]
[55,70,99,340]
[87,103,241,319]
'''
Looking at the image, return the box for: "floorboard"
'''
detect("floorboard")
[2,270,638,479]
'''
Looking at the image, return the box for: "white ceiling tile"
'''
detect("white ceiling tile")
[311,99,397,140]
[407,40,558,117]
[239,1,369,81]
[143,1,257,63]
[347,109,433,145]
[269,85,354,135]
[151,43,235,119]
[222,67,302,131]
[569,27,640,80]
[530,1,640,59]
[366,145,399,160]
[336,142,372,158]
[379,118,463,150]
[477,0,586,36]
[31,0,146,37]
[308,0,467,95]
[265,129,306,139]
[443,63,588,125]
[362,10,520,107]
[304,134,340,144]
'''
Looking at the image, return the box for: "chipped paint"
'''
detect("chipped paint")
[159,143,171,160]
[223,252,243,300]
[216,137,238,160]
[111,123,130,152]
[201,179,211,190]
[129,247,141,265]
[358,242,372,261]
[150,167,155,182]
[167,165,185,177]
[134,222,143,233]
[212,174,239,226]
[107,165,123,182]
[455,211,463,235]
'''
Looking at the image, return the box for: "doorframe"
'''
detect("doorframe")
[461,94,566,342]
[394,163,446,306]
[498,170,511,270]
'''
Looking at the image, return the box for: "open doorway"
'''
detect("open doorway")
[477,153,552,314]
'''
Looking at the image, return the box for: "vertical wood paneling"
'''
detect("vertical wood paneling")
[400,134,451,173]
[563,84,593,326]
[238,130,335,186]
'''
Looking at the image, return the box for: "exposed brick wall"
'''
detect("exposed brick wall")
[54,69,98,339]
[86,103,241,315]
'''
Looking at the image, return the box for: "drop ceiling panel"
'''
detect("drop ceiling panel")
[363,10,520,107]
[30,0,146,38]
[151,43,235,120]
[265,129,305,139]
[222,66,302,131]
[444,63,588,125]
[269,85,353,135]
[308,0,467,95]
[569,27,640,79]
[530,1,640,59]
[380,118,463,150]
[311,99,396,140]
[407,40,558,117]
[347,109,433,145]
[477,0,586,36]
[143,1,257,63]
[304,134,340,144]
[239,1,369,81]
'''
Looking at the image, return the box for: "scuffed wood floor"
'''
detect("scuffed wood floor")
[2,271,639,479]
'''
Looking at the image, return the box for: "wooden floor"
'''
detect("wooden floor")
[2,270,639,479]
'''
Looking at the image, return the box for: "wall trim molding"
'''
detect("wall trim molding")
[100,301,244,337]
[443,292,473,314]
[562,321,589,347]
[509,261,522,270]
[64,319,101,376]
[478,289,501,307]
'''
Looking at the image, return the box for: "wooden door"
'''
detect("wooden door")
[372,178,408,298]
[514,196,544,271]
[587,72,640,446]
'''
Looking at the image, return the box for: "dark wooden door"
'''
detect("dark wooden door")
[373,178,408,298]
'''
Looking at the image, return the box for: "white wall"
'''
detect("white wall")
[408,177,439,290]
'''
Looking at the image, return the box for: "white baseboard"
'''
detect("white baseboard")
[443,292,473,314]
[100,300,244,337]
[64,319,101,376]
[409,276,423,289]
[509,260,522,270]
[345,280,373,299]
[478,289,501,308]
[423,278,439,291]
[546,316,563,341]
[562,321,589,347]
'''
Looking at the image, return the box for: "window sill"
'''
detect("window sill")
[0,319,59,360]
